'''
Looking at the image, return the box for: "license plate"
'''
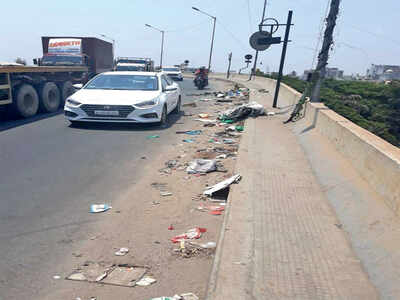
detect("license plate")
[94,110,119,116]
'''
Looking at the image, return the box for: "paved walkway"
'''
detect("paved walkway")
[207,78,379,299]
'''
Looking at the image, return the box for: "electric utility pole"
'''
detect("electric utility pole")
[249,0,267,80]
[310,0,341,102]
[227,52,232,78]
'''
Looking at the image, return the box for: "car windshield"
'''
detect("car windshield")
[163,68,180,72]
[116,66,145,71]
[42,55,83,65]
[84,74,159,91]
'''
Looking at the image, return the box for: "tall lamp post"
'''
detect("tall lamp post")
[145,24,165,69]
[100,34,115,67]
[192,6,216,72]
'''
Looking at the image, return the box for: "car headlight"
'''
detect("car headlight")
[135,97,160,108]
[66,98,81,106]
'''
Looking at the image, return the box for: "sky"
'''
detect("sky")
[1,0,399,75]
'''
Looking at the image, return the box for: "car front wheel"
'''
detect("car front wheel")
[159,105,168,127]
[172,97,181,114]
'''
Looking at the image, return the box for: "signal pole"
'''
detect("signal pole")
[249,0,267,80]
[310,0,341,102]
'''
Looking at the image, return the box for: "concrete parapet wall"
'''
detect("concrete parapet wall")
[305,102,400,214]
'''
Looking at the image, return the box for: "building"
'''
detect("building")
[325,67,344,79]
[302,67,344,81]
[367,64,400,81]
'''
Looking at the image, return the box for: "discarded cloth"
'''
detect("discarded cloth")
[219,101,265,121]
[186,159,217,174]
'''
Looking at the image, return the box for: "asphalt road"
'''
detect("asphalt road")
[0,78,223,299]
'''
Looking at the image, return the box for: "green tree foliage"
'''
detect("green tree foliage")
[262,74,400,147]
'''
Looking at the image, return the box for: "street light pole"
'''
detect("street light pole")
[145,24,165,69]
[192,7,216,72]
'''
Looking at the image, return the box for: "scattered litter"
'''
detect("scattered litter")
[147,135,160,139]
[219,102,265,121]
[204,123,216,127]
[187,159,217,174]
[223,139,236,144]
[151,182,168,191]
[220,119,234,124]
[136,275,157,286]
[198,113,209,118]
[190,241,217,249]
[258,88,269,93]
[168,224,174,230]
[267,111,276,116]
[171,227,207,243]
[159,167,172,174]
[235,125,244,131]
[176,130,202,135]
[68,262,148,287]
[216,154,227,159]
[204,174,241,196]
[95,272,107,282]
[90,204,112,213]
[182,102,197,107]
[115,247,129,256]
[217,98,233,103]
[53,275,61,280]
[165,160,178,168]
[182,139,195,143]
[152,201,161,206]
[194,118,217,123]
[181,293,199,300]
[160,191,173,197]
[68,273,86,281]
[201,98,213,101]
[217,93,225,98]
[141,156,147,159]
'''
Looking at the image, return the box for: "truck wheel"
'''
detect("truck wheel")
[12,84,39,118]
[59,81,74,104]
[39,82,61,113]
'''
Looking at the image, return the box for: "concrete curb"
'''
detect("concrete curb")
[204,76,248,300]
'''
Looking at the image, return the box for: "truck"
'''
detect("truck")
[0,37,113,119]
[114,57,154,72]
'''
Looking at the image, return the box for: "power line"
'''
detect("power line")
[246,0,253,35]
[216,19,249,50]
[166,20,210,33]
[348,25,400,48]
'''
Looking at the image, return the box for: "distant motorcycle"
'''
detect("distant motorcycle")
[194,74,207,90]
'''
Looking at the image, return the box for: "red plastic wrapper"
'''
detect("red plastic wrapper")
[171,227,207,243]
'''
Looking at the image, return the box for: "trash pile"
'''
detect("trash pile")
[151,293,199,300]
[218,101,265,122]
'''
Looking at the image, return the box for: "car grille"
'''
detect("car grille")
[80,104,135,118]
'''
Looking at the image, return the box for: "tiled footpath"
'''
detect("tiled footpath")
[206,77,379,300]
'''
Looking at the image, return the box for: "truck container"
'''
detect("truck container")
[40,36,113,78]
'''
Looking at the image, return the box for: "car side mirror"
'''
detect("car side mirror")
[33,58,38,65]
[73,83,83,89]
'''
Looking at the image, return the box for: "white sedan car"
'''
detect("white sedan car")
[64,72,181,125]
[162,67,183,81]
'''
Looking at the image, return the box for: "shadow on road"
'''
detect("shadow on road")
[0,109,64,132]
[67,111,184,132]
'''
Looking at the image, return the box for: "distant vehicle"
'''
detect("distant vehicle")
[38,37,114,78]
[115,57,154,72]
[64,72,181,125]
[115,63,146,72]
[162,67,183,81]
[194,67,209,90]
